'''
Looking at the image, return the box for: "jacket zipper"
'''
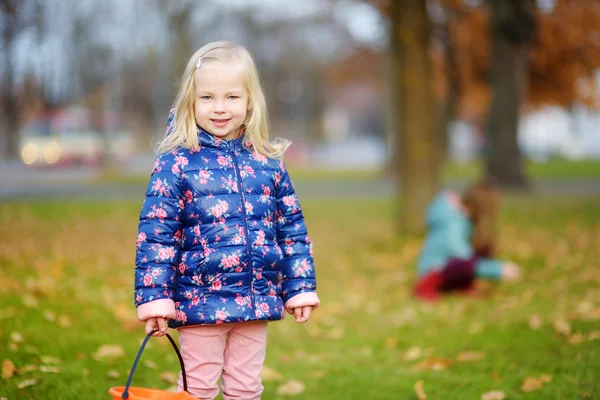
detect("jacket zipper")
[228,141,256,314]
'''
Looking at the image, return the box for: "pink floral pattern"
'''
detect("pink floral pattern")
[135,110,316,327]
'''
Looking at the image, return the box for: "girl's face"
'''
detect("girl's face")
[194,61,248,141]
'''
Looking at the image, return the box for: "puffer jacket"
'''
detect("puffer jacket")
[134,111,317,328]
[417,191,503,279]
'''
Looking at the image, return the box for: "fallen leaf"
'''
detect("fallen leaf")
[40,366,60,373]
[159,371,178,385]
[57,315,72,328]
[404,346,422,361]
[22,294,39,308]
[18,365,38,374]
[456,351,486,362]
[93,344,124,361]
[260,365,282,381]
[568,333,586,345]
[528,314,543,330]
[481,390,506,400]
[539,374,552,383]
[43,311,56,322]
[10,332,24,343]
[276,380,305,396]
[587,331,600,341]
[414,380,427,400]
[469,322,484,334]
[385,338,398,349]
[412,357,453,372]
[17,378,38,389]
[8,342,18,352]
[521,376,543,392]
[144,360,158,370]
[40,356,62,365]
[553,319,572,336]
[107,370,120,379]
[2,359,16,379]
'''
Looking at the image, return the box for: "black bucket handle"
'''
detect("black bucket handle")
[121,331,187,399]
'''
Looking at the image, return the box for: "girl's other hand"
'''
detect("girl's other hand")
[145,317,169,337]
[502,262,521,281]
[291,306,314,323]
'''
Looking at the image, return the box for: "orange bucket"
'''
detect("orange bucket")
[108,332,197,400]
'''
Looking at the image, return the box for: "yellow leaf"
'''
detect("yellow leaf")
[40,356,62,365]
[553,319,571,336]
[528,314,542,330]
[539,374,552,383]
[39,366,60,373]
[404,346,422,361]
[414,380,427,400]
[10,332,23,343]
[412,357,453,372]
[2,359,16,379]
[481,391,506,400]
[107,370,120,379]
[93,344,124,361]
[22,294,39,309]
[521,376,543,392]
[456,351,486,362]
[311,371,325,379]
[276,380,305,396]
[144,360,158,370]
[57,315,72,328]
[588,331,600,341]
[18,365,38,374]
[385,338,398,349]
[260,365,283,381]
[328,327,344,339]
[568,333,586,345]
[17,378,38,389]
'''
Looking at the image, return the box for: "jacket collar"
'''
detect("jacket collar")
[197,126,251,151]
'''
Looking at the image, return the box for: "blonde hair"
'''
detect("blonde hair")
[157,41,290,159]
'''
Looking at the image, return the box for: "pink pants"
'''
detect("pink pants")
[177,321,268,400]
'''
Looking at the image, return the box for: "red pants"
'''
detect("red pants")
[414,257,477,300]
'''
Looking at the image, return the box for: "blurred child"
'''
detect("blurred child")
[134,41,320,399]
[414,178,520,300]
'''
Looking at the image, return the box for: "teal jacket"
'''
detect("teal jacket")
[417,191,503,279]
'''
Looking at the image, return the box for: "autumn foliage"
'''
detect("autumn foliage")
[436,0,600,122]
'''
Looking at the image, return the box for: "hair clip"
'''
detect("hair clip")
[195,59,202,69]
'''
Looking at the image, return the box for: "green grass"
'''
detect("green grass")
[1,194,599,399]
[96,159,600,185]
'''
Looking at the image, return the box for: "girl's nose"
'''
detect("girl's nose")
[213,99,226,113]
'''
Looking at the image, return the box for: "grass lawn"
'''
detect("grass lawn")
[96,158,600,185]
[1,194,599,399]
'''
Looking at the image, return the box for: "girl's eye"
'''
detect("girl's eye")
[228,96,239,100]
[200,96,211,100]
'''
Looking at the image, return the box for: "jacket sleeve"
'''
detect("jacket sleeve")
[275,161,317,303]
[134,151,185,318]
[446,227,503,280]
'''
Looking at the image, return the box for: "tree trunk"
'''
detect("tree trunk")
[0,96,20,160]
[391,0,440,234]
[486,0,536,188]
[435,13,459,162]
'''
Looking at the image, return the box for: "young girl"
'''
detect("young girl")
[134,41,320,400]
[413,178,520,300]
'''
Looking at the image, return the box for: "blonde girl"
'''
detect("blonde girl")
[134,41,320,400]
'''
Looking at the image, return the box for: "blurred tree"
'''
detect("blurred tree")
[436,0,600,186]
[0,0,44,160]
[390,0,440,234]
[486,0,537,188]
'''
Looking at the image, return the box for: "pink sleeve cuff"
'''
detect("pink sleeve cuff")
[137,299,176,322]
[284,292,321,310]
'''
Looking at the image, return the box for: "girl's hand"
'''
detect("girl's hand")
[145,317,169,337]
[290,305,314,323]
[284,292,320,323]
[502,262,521,281]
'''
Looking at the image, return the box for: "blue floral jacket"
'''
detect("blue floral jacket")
[134,112,317,328]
